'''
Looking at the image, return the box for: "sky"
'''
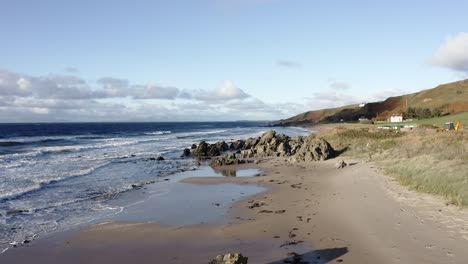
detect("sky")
[1,0,468,122]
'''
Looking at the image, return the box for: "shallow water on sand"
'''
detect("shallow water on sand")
[106,165,266,224]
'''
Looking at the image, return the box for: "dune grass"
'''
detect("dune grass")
[324,127,468,206]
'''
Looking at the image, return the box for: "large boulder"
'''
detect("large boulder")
[207,145,221,157]
[294,135,335,162]
[215,141,229,152]
[192,141,210,157]
[209,253,248,264]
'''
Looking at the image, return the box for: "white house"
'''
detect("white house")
[390,114,403,123]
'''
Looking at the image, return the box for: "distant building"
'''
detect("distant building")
[389,114,403,123]
[359,103,366,107]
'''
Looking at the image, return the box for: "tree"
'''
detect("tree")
[406,107,416,118]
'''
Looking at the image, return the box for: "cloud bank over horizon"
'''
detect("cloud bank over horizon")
[0,68,289,122]
[0,68,414,123]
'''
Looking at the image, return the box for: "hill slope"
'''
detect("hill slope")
[279,79,468,125]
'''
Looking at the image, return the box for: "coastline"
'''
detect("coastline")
[3,154,468,263]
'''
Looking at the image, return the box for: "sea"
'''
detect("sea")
[0,122,311,253]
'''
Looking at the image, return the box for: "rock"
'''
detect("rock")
[215,141,229,152]
[6,209,29,216]
[259,130,276,145]
[276,142,290,156]
[294,136,335,162]
[230,140,245,150]
[192,141,210,157]
[209,253,248,264]
[156,156,165,161]
[335,160,347,169]
[244,137,260,150]
[192,141,222,157]
[211,153,246,166]
[191,144,197,149]
[207,145,221,157]
[181,148,191,157]
[131,184,142,189]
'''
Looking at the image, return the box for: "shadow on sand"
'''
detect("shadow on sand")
[268,247,348,264]
[333,146,349,158]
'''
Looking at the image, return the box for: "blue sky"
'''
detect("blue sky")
[1,0,467,122]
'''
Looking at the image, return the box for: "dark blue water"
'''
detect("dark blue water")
[0,122,311,253]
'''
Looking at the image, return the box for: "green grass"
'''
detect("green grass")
[375,112,468,129]
[414,112,468,128]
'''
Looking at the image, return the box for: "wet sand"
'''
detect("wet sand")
[3,158,468,263]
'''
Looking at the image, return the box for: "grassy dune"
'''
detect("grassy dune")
[324,126,468,206]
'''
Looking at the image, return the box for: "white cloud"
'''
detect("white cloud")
[132,84,180,99]
[0,69,283,122]
[193,80,250,101]
[17,78,31,91]
[432,32,468,72]
[0,69,33,97]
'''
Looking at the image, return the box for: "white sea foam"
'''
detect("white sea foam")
[144,131,172,135]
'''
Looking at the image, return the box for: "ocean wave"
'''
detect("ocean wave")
[0,138,72,147]
[144,131,172,135]
[175,129,228,139]
[0,139,140,159]
[0,163,110,201]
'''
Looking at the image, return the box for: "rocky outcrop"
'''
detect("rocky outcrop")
[241,132,335,162]
[209,253,248,264]
[186,131,335,163]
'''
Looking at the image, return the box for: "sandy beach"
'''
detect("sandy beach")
[3,155,468,264]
